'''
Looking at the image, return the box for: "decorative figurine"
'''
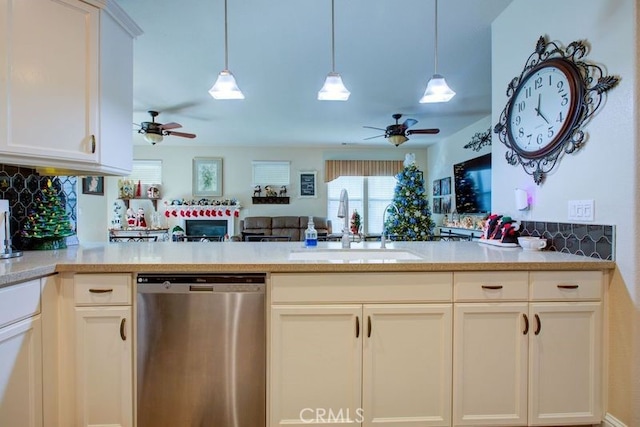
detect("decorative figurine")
[126,208,136,227]
[136,207,147,228]
[279,185,287,196]
[253,185,262,197]
[111,203,123,230]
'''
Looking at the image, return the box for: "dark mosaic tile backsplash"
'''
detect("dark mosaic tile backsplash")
[519,220,614,261]
[0,164,77,250]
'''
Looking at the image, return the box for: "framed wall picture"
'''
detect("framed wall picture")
[442,195,451,214]
[82,176,104,195]
[193,157,223,197]
[441,177,451,196]
[299,171,317,198]
[433,197,442,214]
[433,179,441,196]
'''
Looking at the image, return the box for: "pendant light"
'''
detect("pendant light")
[318,0,350,101]
[208,0,244,100]
[419,0,455,103]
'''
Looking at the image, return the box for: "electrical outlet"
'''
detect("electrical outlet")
[568,200,594,221]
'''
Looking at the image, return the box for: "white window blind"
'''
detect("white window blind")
[128,160,162,185]
[252,161,290,186]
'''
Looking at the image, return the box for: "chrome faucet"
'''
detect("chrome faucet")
[337,188,350,248]
[380,203,399,249]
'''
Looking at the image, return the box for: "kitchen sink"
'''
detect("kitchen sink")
[288,248,423,262]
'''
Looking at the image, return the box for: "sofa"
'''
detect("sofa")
[238,216,332,241]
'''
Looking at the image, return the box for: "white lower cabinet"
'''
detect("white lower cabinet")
[74,306,132,427]
[270,272,453,427]
[60,273,133,427]
[0,279,43,427]
[453,271,603,426]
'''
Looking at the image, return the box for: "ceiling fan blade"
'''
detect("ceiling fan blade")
[364,134,385,140]
[363,126,386,131]
[403,118,418,128]
[407,128,440,135]
[166,130,196,139]
[159,122,182,130]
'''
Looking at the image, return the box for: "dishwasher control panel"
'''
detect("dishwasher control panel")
[136,273,266,293]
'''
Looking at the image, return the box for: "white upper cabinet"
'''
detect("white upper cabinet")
[0,0,141,175]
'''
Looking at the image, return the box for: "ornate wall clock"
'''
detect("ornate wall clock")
[494,36,619,184]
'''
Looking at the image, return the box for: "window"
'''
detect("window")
[327,175,396,234]
[128,160,162,185]
[252,161,290,186]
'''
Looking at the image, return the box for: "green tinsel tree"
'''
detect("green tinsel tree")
[383,159,434,241]
[21,179,74,250]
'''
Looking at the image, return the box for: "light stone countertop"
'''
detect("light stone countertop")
[0,241,615,288]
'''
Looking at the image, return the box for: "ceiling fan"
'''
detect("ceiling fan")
[364,113,439,146]
[136,110,196,145]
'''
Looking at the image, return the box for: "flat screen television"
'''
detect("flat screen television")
[453,153,491,214]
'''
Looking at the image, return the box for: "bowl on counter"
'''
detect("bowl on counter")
[517,236,547,251]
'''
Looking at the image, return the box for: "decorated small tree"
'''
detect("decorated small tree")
[350,209,362,235]
[384,154,434,241]
[21,179,74,250]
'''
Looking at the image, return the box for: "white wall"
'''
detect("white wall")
[426,116,492,225]
[77,145,427,241]
[492,0,638,424]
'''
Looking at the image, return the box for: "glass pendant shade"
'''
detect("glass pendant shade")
[144,132,164,145]
[209,70,245,100]
[318,72,350,101]
[388,134,408,146]
[419,74,456,103]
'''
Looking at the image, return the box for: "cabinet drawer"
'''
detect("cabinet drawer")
[530,271,602,301]
[454,271,528,302]
[0,279,41,328]
[74,274,132,306]
[271,272,452,303]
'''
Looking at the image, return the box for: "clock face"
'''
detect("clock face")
[506,58,582,158]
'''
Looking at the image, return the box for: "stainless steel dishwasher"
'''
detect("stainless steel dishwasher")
[136,273,266,427]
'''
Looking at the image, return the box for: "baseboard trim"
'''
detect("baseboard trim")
[602,413,627,427]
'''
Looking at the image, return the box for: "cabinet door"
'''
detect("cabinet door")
[271,305,362,427]
[363,304,452,427]
[453,303,528,426]
[528,302,602,426]
[0,315,43,427]
[75,306,132,427]
[2,0,98,162]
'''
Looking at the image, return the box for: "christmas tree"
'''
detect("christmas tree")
[384,155,434,241]
[22,179,74,250]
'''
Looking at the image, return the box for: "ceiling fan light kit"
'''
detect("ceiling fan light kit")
[144,132,164,145]
[209,0,244,100]
[318,0,350,101]
[419,0,455,104]
[388,134,408,147]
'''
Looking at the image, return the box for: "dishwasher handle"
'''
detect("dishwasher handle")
[137,281,265,294]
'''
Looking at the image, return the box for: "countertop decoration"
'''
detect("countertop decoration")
[21,179,74,250]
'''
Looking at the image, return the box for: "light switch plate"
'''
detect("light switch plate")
[568,199,594,221]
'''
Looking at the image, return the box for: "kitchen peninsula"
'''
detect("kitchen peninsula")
[0,241,613,427]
